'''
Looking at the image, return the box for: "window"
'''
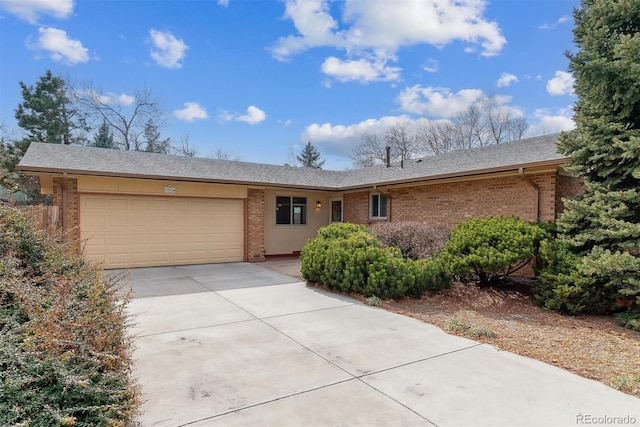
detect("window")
[276,196,307,225]
[370,194,388,219]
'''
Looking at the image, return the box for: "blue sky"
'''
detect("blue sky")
[0,0,579,170]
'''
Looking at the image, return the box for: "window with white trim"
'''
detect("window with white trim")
[276,196,307,225]
[370,194,388,219]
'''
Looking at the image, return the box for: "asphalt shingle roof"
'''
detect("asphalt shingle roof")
[17,133,568,191]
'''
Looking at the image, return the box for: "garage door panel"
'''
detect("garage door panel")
[108,234,130,245]
[80,195,244,268]
[107,198,129,209]
[108,215,129,227]
[83,197,106,209]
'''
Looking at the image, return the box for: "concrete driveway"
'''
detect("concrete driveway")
[123,262,640,427]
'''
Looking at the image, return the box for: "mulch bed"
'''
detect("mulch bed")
[376,281,640,397]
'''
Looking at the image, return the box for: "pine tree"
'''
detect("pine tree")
[89,120,117,149]
[15,70,87,147]
[542,0,640,321]
[141,119,170,154]
[2,70,86,202]
[296,142,324,169]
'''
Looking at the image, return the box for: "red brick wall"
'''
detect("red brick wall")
[343,191,370,224]
[555,173,584,216]
[247,189,265,261]
[52,177,80,253]
[344,172,558,227]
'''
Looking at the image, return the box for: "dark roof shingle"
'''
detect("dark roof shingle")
[17,133,568,191]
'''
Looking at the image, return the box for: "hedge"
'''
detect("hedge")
[441,216,548,285]
[0,206,139,426]
[301,223,450,299]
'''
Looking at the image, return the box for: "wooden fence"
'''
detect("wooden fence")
[18,205,61,231]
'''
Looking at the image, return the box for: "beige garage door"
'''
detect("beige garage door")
[80,194,244,268]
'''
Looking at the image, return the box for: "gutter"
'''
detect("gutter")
[518,167,539,221]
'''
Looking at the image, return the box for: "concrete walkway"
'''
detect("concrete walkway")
[123,262,640,427]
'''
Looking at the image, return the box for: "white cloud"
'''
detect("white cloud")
[33,27,89,64]
[218,0,229,6]
[271,0,342,60]
[149,29,188,69]
[396,85,484,118]
[1,0,73,23]
[497,72,518,87]
[422,59,439,73]
[273,0,506,60]
[271,0,505,83]
[220,105,266,125]
[539,15,571,30]
[237,106,266,124]
[75,89,136,105]
[218,110,234,122]
[117,93,135,106]
[302,115,411,157]
[547,71,575,95]
[174,102,209,122]
[528,107,575,136]
[321,56,401,82]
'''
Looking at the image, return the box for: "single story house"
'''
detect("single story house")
[17,133,581,269]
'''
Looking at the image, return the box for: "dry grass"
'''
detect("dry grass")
[379,281,640,397]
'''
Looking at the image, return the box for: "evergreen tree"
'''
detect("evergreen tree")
[15,70,87,147]
[141,119,170,154]
[296,141,324,169]
[540,0,640,323]
[2,70,86,202]
[89,120,117,149]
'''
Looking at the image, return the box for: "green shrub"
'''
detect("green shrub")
[535,240,640,315]
[316,222,370,240]
[411,257,451,297]
[366,296,381,306]
[0,206,139,426]
[614,309,640,332]
[442,216,548,286]
[371,221,450,259]
[470,326,497,339]
[301,222,451,299]
[447,318,470,333]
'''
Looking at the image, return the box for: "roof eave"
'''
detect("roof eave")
[16,166,342,192]
[17,156,570,192]
[339,158,570,191]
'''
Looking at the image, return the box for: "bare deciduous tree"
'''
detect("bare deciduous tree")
[385,120,415,162]
[414,94,530,156]
[415,120,457,155]
[454,104,484,149]
[210,148,241,161]
[351,132,388,168]
[172,134,198,157]
[74,85,166,151]
[504,116,529,141]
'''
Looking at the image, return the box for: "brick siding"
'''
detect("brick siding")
[247,189,266,261]
[344,172,559,228]
[343,191,370,224]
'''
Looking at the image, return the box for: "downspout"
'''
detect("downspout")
[518,167,539,221]
[62,172,68,233]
